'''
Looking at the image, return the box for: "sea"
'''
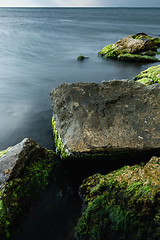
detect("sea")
[0,7,160,240]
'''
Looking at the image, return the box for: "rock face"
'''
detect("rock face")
[50,80,160,157]
[0,138,46,185]
[98,33,160,62]
[75,156,160,240]
[115,36,155,54]
[134,64,160,85]
[0,138,59,239]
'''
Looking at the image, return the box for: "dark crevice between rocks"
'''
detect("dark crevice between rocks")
[14,148,82,240]
[61,149,160,189]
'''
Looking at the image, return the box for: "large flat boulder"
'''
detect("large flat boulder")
[50,80,160,158]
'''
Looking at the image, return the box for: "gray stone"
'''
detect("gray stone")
[0,138,46,185]
[50,80,160,156]
[115,36,156,54]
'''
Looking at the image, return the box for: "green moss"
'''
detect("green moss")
[76,193,143,240]
[131,33,152,40]
[0,148,10,158]
[117,53,160,62]
[132,34,160,47]
[134,65,160,85]
[153,37,160,47]
[52,116,69,159]
[139,50,157,56]
[98,44,119,59]
[75,161,160,240]
[77,55,88,61]
[0,150,60,239]
[136,78,154,85]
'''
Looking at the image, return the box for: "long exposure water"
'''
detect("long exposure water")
[0,7,160,150]
[0,7,160,240]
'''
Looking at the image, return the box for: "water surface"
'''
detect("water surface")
[0,7,160,240]
[0,7,160,150]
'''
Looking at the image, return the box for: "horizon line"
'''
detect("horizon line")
[0,6,160,8]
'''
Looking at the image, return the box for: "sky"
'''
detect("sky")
[0,0,160,7]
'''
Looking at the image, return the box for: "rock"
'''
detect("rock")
[50,80,160,158]
[134,64,160,85]
[98,33,160,62]
[0,138,46,185]
[77,55,89,61]
[0,138,59,239]
[75,156,160,240]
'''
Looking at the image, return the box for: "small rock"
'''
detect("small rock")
[77,55,89,61]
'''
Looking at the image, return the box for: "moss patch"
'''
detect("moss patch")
[52,116,69,159]
[0,150,60,239]
[0,148,10,158]
[98,44,119,59]
[134,64,160,85]
[117,53,160,62]
[132,33,160,47]
[75,157,160,240]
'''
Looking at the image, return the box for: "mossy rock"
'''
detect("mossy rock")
[117,53,159,62]
[77,55,89,61]
[98,33,160,63]
[0,139,60,239]
[75,156,160,240]
[134,64,160,85]
[132,33,160,47]
[98,44,119,59]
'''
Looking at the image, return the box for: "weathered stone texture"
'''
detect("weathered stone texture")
[50,80,160,155]
[0,138,46,184]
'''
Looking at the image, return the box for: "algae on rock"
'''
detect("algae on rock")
[98,33,160,63]
[0,148,10,158]
[75,156,160,240]
[52,116,69,159]
[77,55,89,61]
[0,138,60,239]
[134,64,160,85]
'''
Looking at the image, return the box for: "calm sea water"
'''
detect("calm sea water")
[0,7,160,150]
[0,7,160,240]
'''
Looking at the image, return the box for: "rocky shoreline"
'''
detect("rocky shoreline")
[0,34,160,239]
